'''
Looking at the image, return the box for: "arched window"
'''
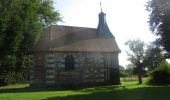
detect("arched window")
[65,55,75,70]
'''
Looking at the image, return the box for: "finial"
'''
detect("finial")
[100,0,102,12]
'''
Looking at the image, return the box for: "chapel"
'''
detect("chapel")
[29,11,121,87]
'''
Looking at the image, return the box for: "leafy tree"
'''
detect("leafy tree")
[147,0,170,57]
[119,65,127,77]
[125,39,146,84]
[148,60,170,85]
[0,0,61,85]
[144,43,164,70]
[125,64,136,76]
[125,39,165,84]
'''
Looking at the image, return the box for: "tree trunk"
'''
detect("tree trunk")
[137,65,142,84]
[137,73,142,84]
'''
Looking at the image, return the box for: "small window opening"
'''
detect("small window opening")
[65,55,75,70]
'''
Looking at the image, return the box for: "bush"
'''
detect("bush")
[3,72,28,85]
[148,60,170,85]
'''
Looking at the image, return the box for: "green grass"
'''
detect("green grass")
[0,81,170,100]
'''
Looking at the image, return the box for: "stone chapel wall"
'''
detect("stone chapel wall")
[30,52,120,87]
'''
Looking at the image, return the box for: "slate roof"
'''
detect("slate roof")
[34,11,120,53]
[97,12,114,38]
[34,25,121,53]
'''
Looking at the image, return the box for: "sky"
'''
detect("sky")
[54,0,157,67]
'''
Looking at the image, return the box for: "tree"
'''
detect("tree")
[119,65,127,77]
[147,0,170,57]
[125,64,136,77]
[125,39,165,84]
[125,39,146,84]
[144,43,164,70]
[148,60,170,85]
[0,0,61,85]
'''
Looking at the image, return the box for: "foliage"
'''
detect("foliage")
[0,0,61,85]
[147,0,170,57]
[3,72,27,85]
[119,65,127,77]
[125,39,145,66]
[125,64,136,76]
[125,39,165,84]
[148,60,170,85]
[144,43,164,70]
[125,39,146,84]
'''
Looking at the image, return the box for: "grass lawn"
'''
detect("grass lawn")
[0,80,170,100]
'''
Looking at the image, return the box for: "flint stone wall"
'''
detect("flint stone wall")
[30,52,120,87]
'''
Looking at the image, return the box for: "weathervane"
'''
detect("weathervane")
[100,0,102,12]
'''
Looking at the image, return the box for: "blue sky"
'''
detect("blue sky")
[54,0,157,67]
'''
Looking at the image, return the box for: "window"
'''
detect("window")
[65,55,75,70]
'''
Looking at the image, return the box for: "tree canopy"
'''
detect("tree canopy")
[125,39,164,84]
[147,0,170,57]
[0,0,61,85]
[144,43,164,70]
[125,39,145,84]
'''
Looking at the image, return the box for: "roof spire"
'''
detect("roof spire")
[100,0,102,12]
[97,11,114,38]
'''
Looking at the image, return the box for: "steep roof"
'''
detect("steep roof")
[34,25,120,52]
[97,12,114,38]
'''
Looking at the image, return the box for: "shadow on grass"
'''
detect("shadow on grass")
[0,84,170,100]
[0,84,125,93]
[0,87,54,93]
[0,83,150,94]
[41,86,170,100]
[0,82,137,94]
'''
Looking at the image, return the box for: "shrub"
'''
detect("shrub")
[4,72,28,85]
[148,60,170,85]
